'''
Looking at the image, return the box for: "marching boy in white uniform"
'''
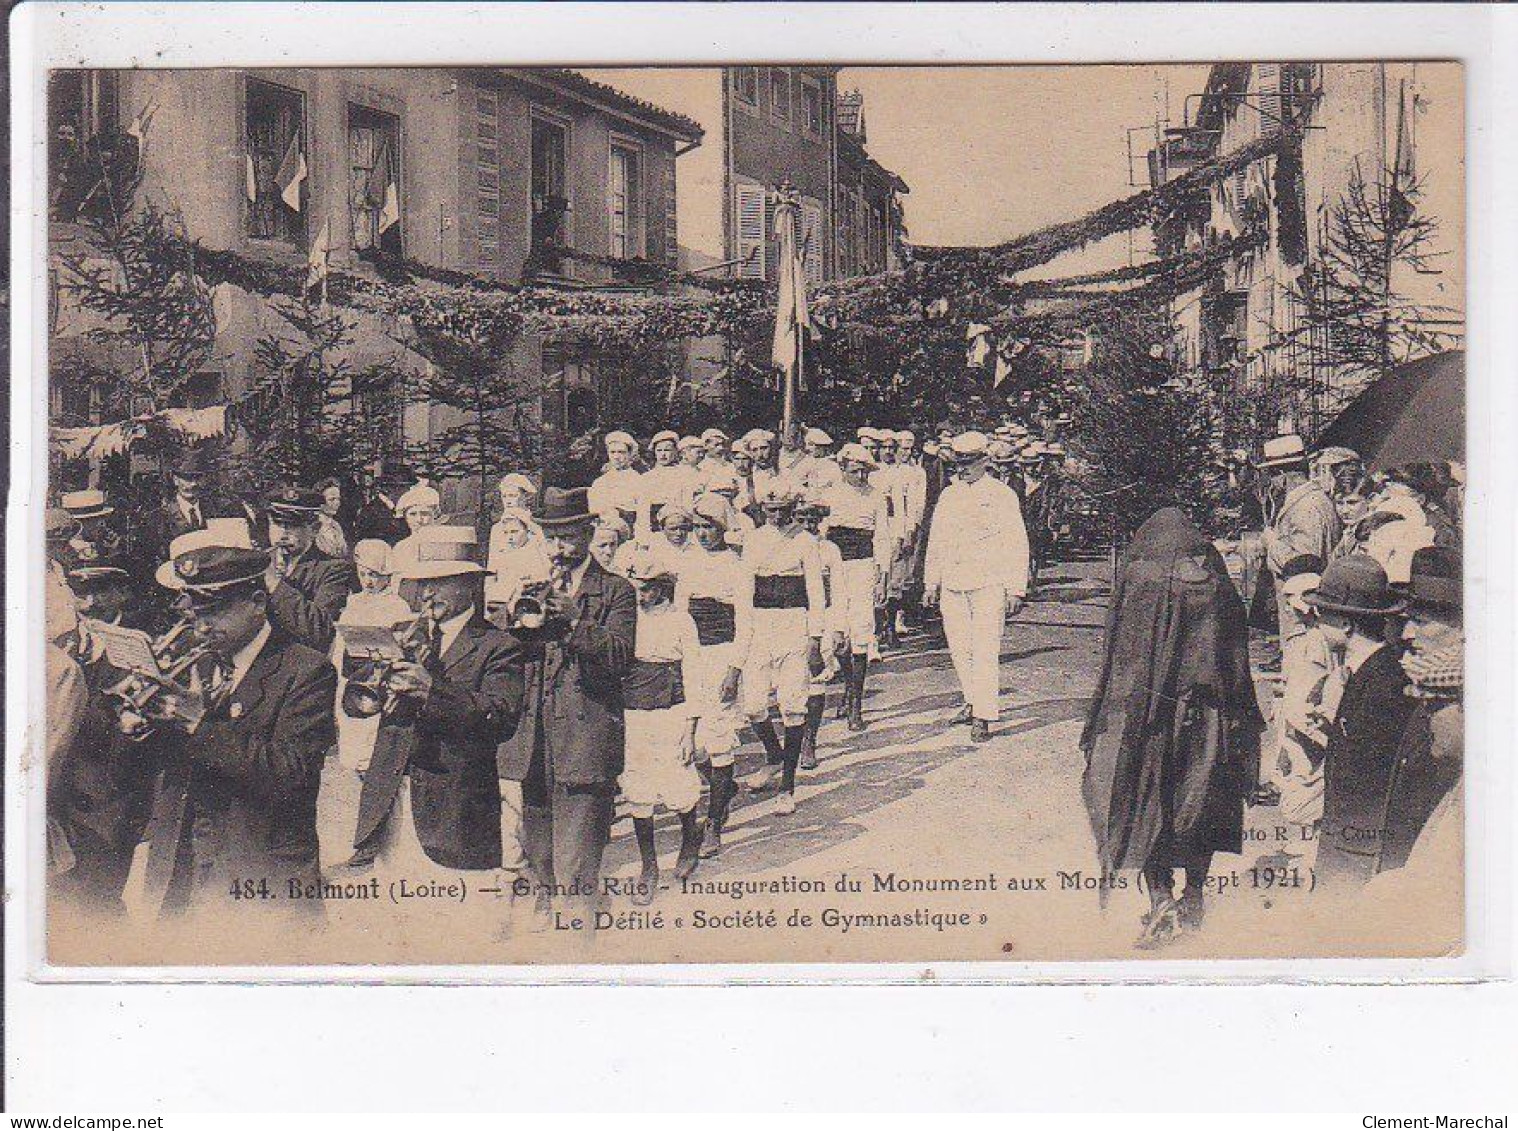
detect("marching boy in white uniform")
[681,493,755,856]
[618,548,706,904]
[821,442,894,732]
[739,483,826,815]
[924,431,1030,742]
[795,492,846,770]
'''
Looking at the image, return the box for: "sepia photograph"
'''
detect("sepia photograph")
[32,52,1470,968]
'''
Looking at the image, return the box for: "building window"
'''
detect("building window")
[246,78,307,246]
[476,90,500,265]
[348,104,401,254]
[767,68,791,124]
[48,70,124,222]
[608,144,643,260]
[732,67,759,107]
[799,77,824,140]
[543,345,597,434]
[179,370,226,410]
[531,115,571,266]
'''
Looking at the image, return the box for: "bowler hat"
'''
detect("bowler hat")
[1304,555,1405,617]
[1406,546,1461,612]
[170,446,217,479]
[537,487,594,532]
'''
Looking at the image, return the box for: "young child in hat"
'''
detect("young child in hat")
[618,547,706,902]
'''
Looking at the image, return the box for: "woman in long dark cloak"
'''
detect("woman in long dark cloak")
[1081,508,1264,947]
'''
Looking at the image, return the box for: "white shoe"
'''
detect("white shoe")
[774,793,797,816]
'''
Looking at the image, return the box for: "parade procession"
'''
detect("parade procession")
[38,61,1468,965]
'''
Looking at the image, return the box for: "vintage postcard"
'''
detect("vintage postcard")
[34,56,1468,969]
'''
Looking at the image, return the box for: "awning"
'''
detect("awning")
[1316,350,1465,471]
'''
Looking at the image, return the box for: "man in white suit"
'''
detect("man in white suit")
[923,431,1030,742]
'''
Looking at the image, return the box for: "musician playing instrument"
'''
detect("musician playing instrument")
[350,526,524,901]
[131,528,336,921]
[263,486,357,652]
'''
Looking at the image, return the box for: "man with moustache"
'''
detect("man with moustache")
[263,486,357,652]
[350,526,525,900]
[496,488,637,925]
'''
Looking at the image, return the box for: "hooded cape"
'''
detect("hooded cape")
[1080,508,1264,877]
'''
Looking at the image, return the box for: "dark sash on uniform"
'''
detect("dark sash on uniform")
[753,574,808,609]
[622,659,685,711]
[687,597,737,645]
[828,526,875,561]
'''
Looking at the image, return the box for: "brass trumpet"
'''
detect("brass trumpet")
[105,616,229,740]
[340,610,436,721]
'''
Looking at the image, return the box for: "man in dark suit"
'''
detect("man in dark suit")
[137,535,337,921]
[262,486,356,651]
[352,469,412,545]
[353,526,524,883]
[498,487,636,925]
[1305,555,1419,889]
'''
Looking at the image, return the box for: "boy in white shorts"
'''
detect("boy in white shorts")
[681,494,754,856]
[739,484,826,816]
[619,548,705,904]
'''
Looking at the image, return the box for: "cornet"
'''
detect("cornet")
[105,616,230,740]
[339,610,436,721]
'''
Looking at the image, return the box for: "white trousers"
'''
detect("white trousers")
[838,558,878,654]
[742,608,812,724]
[941,584,1006,721]
[692,641,743,765]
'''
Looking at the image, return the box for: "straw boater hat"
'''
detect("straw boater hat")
[395,526,488,581]
[658,504,695,529]
[497,472,536,497]
[1256,432,1310,470]
[678,435,704,453]
[537,487,594,533]
[155,519,266,593]
[701,427,729,444]
[988,439,1017,465]
[804,427,834,447]
[61,489,114,520]
[1304,555,1405,617]
[604,430,638,455]
[650,430,680,449]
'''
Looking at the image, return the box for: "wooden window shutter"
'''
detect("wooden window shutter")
[801,198,824,286]
[734,181,767,279]
[1256,63,1283,130]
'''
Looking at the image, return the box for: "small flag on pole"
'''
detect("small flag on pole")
[378,182,400,235]
[307,216,331,294]
[276,131,308,212]
[126,99,157,150]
